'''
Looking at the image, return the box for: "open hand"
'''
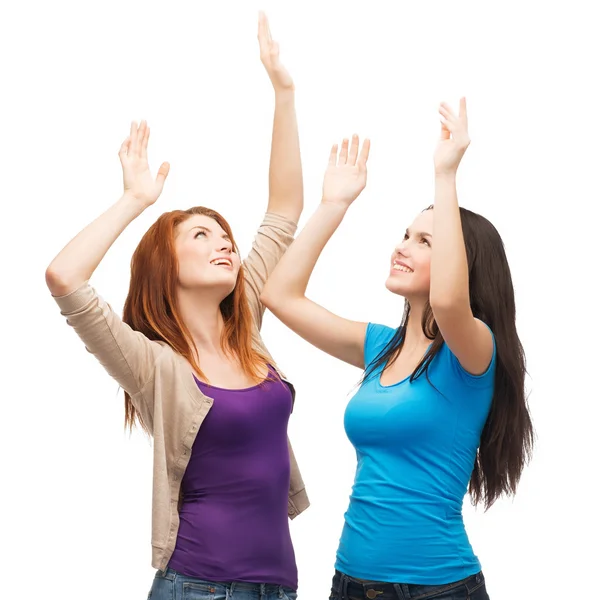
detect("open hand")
[322,135,371,208]
[258,11,294,92]
[434,98,470,176]
[119,121,170,206]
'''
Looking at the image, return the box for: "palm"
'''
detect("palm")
[434,139,463,172]
[434,98,471,175]
[258,12,294,91]
[323,165,366,206]
[322,135,371,208]
[119,121,169,206]
[123,156,158,200]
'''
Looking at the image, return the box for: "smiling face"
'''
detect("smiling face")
[385,210,433,300]
[174,214,241,297]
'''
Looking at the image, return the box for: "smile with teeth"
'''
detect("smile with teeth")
[211,258,232,267]
[392,262,413,273]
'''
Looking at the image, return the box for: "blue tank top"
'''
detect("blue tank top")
[335,322,496,584]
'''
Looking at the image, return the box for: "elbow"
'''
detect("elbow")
[45,264,77,297]
[429,295,452,313]
[45,264,61,292]
[260,285,278,311]
[430,295,471,323]
[430,290,467,313]
[260,282,299,313]
[259,284,282,312]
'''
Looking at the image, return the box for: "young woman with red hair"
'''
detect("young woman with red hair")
[46,13,307,600]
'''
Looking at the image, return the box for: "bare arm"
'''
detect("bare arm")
[258,11,304,224]
[45,122,170,400]
[261,136,371,368]
[46,195,146,296]
[45,121,169,295]
[243,12,304,327]
[430,98,493,375]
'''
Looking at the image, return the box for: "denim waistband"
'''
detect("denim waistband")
[331,569,486,600]
[157,567,294,594]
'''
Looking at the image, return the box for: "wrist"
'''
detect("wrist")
[119,192,150,215]
[274,87,295,102]
[319,198,350,217]
[434,171,457,182]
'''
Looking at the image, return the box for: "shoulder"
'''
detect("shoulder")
[364,323,399,368]
[438,321,497,388]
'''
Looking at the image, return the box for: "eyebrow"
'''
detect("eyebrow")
[405,229,432,238]
[190,226,231,239]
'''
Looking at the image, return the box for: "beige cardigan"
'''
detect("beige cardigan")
[52,211,310,571]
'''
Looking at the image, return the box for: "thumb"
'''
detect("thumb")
[118,137,131,164]
[155,162,170,193]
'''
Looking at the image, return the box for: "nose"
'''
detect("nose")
[217,238,232,254]
[394,241,410,257]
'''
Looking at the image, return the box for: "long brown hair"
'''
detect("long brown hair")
[363,206,534,509]
[122,206,272,432]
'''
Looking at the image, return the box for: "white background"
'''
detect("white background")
[1,1,592,599]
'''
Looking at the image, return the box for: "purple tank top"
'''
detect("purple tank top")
[168,369,298,590]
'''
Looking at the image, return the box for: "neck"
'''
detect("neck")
[177,288,226,355]
[403,297,431,349]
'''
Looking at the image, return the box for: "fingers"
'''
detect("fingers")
[439,103,455,139]
[142,125,150,158]
[338,139,349,165]
[137,120,147,153]
[439,98,469,140]
[130,121,139,155]
[459,96,468,122]
[258,11,272,49]
[358,138,371,167]
[439,98,468,124]
[347,135,359,166]
[440,121,451,140]
[439,103,455,122]
[328,144,339,166]
[264,11,272,43]
[257,11,266,47]
[128,121,151,157]
[329,136,370,168]
[155,162,170,193]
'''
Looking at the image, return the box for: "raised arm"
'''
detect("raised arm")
[258,11,303,223]
[430,98,493,374]
[45,121,169,296]
[242,13,304,327]
[260,136,371,369]
[45,122,170,399]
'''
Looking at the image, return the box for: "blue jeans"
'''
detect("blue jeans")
[329,569,489,600]
[147,567,298,600]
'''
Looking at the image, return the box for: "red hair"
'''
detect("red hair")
[122,206,272,432]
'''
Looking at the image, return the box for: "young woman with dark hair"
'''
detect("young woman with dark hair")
[261,99,533,600]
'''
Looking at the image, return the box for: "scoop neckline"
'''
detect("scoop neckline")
[377,342,434,389]
[192,367,273,393]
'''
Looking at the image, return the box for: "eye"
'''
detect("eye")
[194,230,206,239]
[421,237,431,246]
[403,233,409,241]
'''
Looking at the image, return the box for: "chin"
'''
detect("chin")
[385,277,406,297]
[220,274,239,295]
[191,272,237,296]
